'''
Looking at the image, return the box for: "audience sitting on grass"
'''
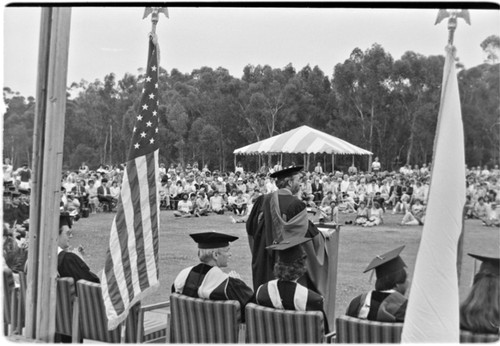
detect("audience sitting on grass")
[472,197,490,220]
[480,202,500,227]
[7,160,499,226]
[355,201,370,225]
[363,201,384,227]
[400,199,426,226]
[174,193,193,218]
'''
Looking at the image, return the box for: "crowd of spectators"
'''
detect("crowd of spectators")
[3,158,500,253]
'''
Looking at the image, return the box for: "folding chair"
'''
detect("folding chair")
[169,292,243,343]
[55,277,76,340]
[459,329,499,343]
[73,280,169,343]
[245,303,334,343]
[3,267,19,336]
[335,315,403,343]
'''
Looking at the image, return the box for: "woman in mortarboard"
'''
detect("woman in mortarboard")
[172,232,254,317]
[255,238,328,330]
[346,246,409,322]
[460,253,499,334]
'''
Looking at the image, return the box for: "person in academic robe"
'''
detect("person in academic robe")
[255,237,328,331]
[246,166,331,297]
[346,245,409,322]
[172,231,254,319]
[57,213,100,285]
[460,253,499,334]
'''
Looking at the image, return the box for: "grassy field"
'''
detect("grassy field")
[72,208,499,319]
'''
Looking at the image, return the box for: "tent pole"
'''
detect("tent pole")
[332,154,334,173]
[234,154,236,172]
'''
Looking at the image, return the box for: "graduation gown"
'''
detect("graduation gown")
[246,190,329,293]
[256,279,328,330]
[57,251,100,285]
[172,263,253,311]
[346,290,407,322]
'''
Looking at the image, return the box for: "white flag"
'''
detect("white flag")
[401,45,466,343]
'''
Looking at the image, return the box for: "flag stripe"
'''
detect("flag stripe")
[129,157,149,294]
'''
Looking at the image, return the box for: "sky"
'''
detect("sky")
[3,4,500,98]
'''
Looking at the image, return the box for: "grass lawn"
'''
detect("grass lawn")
[72,208,499,319]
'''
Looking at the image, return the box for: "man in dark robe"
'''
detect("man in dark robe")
[56,213,99,342]
[246,166,332,309]
[57,213,100,285]
[346,245,409,322]
[171,232,253,319]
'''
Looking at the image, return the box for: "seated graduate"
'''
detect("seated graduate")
[460,253,499,334]
[255,237,328,329]
[172,231,253,310]
[346,245,409,322]
[57,212,100,284]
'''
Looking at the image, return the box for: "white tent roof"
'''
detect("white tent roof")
[233,125,372,155]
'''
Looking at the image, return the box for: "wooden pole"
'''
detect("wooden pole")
[25,7,72,342]
[331,154,334,173]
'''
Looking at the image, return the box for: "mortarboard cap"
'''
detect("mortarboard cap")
[266,237,311,264]
[468,253,499,276]
[364,245,406,278]
[11,191,21,197]
[59,212,73,229]
[3,191,11,197]
[189,231,238,249]
[269,165,303,179]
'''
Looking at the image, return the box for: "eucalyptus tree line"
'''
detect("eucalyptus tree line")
[3,38,499,172]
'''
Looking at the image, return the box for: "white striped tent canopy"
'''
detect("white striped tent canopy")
[233,125,373,156]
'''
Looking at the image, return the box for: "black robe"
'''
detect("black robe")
[256,279,328,330]
[172,263,254,320]
[246,190,319,291]
[57,251,100,286]
[346,290,407,322]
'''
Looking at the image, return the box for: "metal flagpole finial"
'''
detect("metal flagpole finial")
[435,9,471,46]
[143,7,169,33]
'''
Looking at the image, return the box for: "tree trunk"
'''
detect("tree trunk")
[368,100,375,171]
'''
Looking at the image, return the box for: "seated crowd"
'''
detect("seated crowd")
[2,159,499,340]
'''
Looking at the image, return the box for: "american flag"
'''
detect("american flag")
[101,34,160,330]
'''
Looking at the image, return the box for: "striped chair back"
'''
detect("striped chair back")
[17,272,27,331]
[55,277,76,336]
[460,329,499,343]
[3,267,16,335]
[169,293,241,343]
[75,280,139,343]
[335,315,403,343]
[245,303,325,343]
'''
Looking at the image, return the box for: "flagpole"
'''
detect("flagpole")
[25,7,72,342]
